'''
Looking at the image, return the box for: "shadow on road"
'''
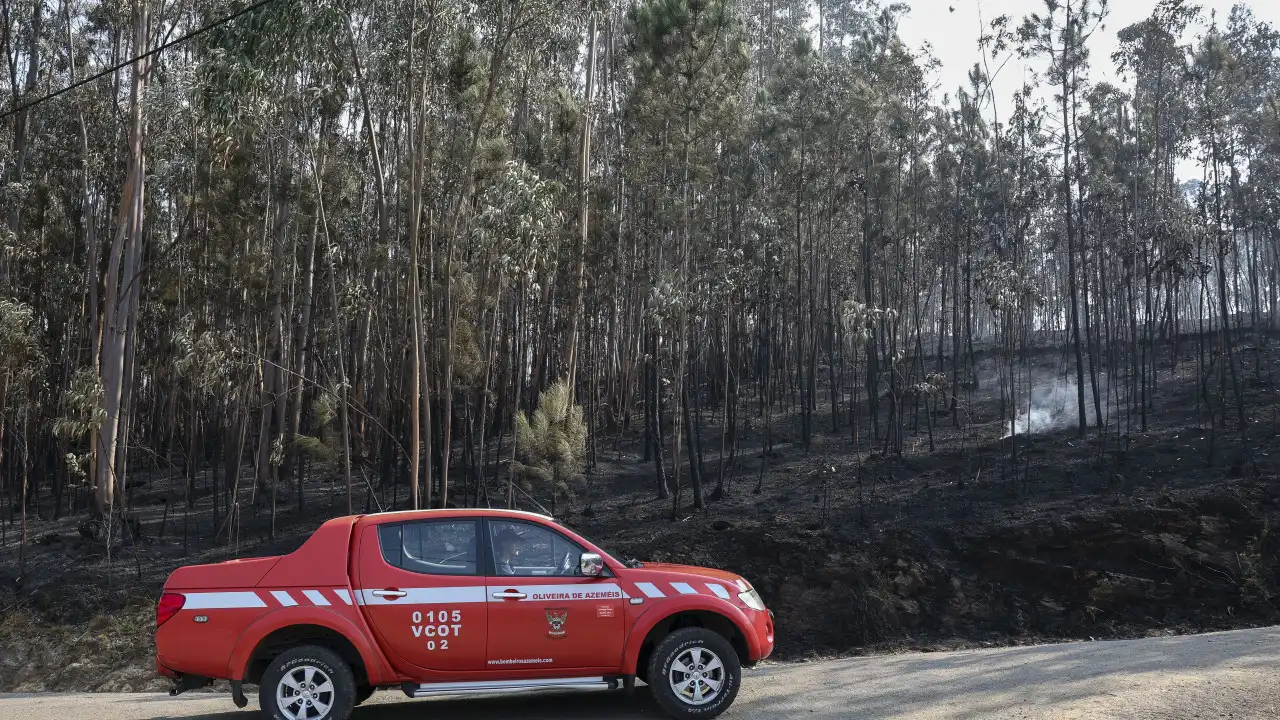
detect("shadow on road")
[8,627,1278,720]
[129,689,663,720]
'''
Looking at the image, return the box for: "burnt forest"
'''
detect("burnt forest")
[1,0,1279,693]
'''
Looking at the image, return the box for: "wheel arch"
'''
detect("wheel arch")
[625,605,751,679]
[228,609,393,686]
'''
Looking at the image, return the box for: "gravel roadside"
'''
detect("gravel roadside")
[2,625,1277,719]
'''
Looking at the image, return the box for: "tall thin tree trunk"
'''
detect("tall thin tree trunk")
[95,1,152,516]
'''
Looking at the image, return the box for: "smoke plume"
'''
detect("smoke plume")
[1004,378,1103,437]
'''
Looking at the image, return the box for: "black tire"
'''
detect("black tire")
[354,685,375,706]
[259,645,357,720]
[646,627,741,719]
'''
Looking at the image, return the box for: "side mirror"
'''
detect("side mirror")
[580,553,604,577]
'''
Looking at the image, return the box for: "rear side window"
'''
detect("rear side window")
[377,520,478,576]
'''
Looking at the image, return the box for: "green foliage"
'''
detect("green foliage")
[446,29,488,106]
[472,160,563,288]
[196,0,352,129]
[980,259,1045,315]
[173,317,238,398]
[54,368,105,443]
[514,379,587,494]
[313,391,339,428]
[451,316,486,388]
[294,434,338,463]
[840,301,897,349]
[2,0,1279,555]
[0,298,42,387]
[626,0,749,150]
[645,270,686,334]
[0,186,41,264]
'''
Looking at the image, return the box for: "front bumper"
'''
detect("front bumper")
[745,608,775,663]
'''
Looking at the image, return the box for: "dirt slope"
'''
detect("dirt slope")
[2,340,1279,691]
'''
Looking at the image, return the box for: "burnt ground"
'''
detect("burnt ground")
[2,335,1280,691]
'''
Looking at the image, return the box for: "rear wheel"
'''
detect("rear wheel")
[646,627,741,719]
[259,645,356,720]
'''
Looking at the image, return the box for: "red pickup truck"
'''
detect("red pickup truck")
[155,509,774,719]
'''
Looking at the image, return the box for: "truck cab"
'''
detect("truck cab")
[155,509,774,719]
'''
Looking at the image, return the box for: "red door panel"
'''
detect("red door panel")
[354,522,487,673]
[486,580,626,670]
[483,519,624,671]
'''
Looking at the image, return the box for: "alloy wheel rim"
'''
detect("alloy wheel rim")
[276,665,335,720]
[668,646,725,706]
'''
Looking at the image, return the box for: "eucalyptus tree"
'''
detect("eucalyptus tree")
[1187,14,1268,462]
[3,0,1280,555]
[194,0,355,533]
[470,159,565,507]
[0,299,42,555]
[626,0,748,512]
[1018,0,1110,436]
[1219,7,1280,345]
[759,36,832,450]
[1114,0,1198,427]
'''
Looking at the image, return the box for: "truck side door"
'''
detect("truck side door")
[354,518,487,673]
[484,519,625,672]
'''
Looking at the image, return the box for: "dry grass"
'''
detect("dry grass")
[0,594,166,692]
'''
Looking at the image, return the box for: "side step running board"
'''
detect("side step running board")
[402,676,617,698]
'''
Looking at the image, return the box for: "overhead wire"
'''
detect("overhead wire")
[0,0,285,122]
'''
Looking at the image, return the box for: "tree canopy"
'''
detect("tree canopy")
[0,0,1277,541]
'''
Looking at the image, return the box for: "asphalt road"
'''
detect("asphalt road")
[3,626,1278,719]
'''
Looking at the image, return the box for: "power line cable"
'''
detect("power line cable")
[0,0,284,123]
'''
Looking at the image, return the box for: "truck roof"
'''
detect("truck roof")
[358,508,555,523]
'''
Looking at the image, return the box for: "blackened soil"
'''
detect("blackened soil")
[2,339,1279,690]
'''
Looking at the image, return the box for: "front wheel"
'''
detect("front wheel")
[259,645,357,720]
[646,627,741,719]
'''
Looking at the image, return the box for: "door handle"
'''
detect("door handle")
[492,590,527,600]
[371,589,407,599]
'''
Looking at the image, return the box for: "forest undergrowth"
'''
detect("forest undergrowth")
[2,338,1278,692]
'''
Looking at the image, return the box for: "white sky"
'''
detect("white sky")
[895,0,1280,182]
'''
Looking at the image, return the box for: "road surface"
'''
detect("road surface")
[3,626,1277,719]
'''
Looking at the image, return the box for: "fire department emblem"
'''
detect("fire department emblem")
[545,608,568,638]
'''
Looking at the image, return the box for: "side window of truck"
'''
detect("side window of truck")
[378,520,478,576]
[489,520,586,577]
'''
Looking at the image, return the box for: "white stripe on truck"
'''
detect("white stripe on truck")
[171,579,740,611]
[636,582,666,598]
[486,583,626,602]
[183,592,268,609]
[357,586,488,606]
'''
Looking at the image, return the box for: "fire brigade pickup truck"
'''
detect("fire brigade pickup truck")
[155,509,774,719]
